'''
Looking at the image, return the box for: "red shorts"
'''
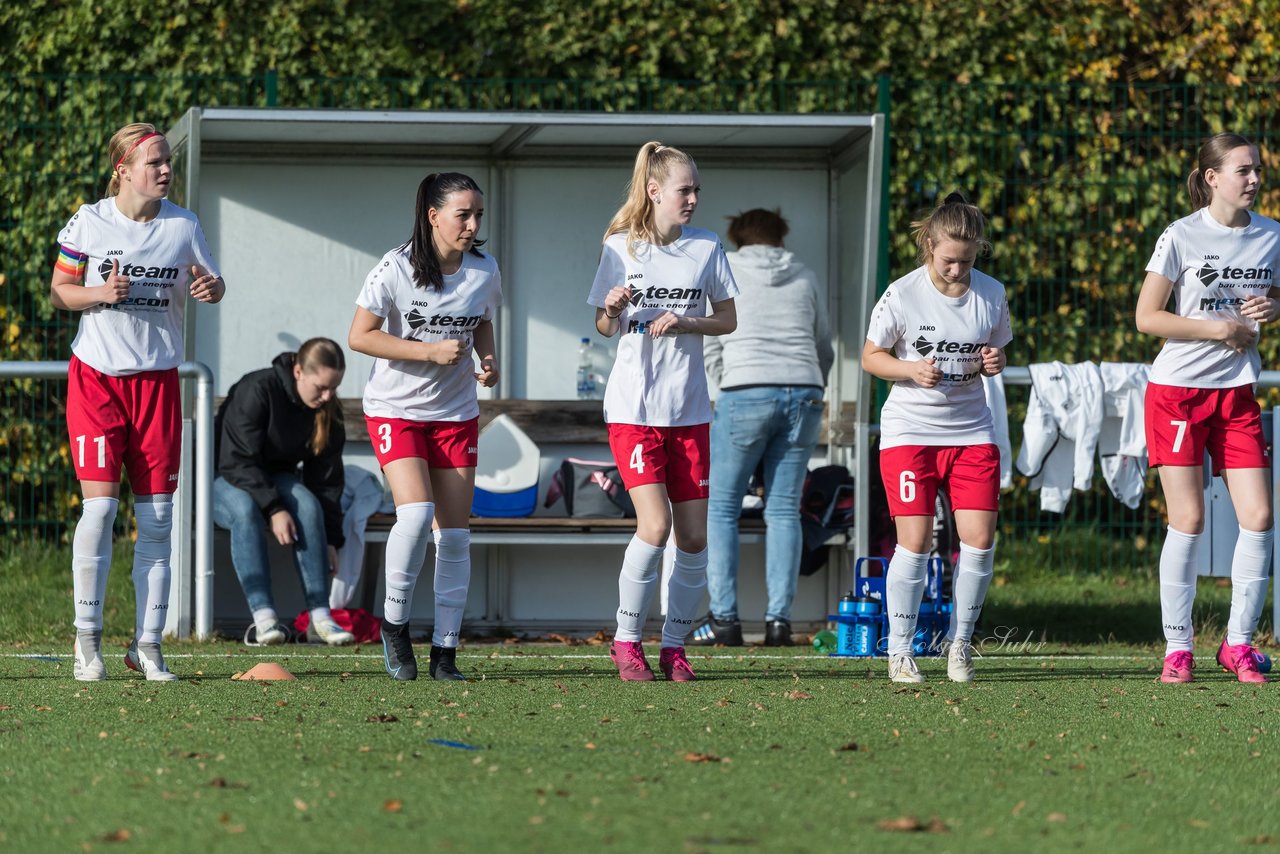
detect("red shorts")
[607,423,710,503]
[65,356,181,494]
[1145,382,1268,473]
[879,443,1000,517]
[365,415,478,469]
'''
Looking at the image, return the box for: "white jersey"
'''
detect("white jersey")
[357,246,503,422]
[57,198,220,376]
[1146,207,1280,388]
[866,265,1013,448]
[588,226,739,426]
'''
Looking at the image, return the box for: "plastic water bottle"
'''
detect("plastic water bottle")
[812,630,838,655]
[576,337,596,399]
[853,597,880,656]
[836,594,857,655]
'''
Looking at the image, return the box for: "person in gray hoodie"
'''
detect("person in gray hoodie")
[691,209,833,646]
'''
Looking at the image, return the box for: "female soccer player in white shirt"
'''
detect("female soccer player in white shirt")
[863,193,1012,684]
[1136,132,1280,684]
[349,173,501,682]
[51,122,225,682]
[589,142,739,682]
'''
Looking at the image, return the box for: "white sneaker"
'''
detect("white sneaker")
[308,616,354,646]
[124,640,179,682]
[244,622,288,646]
[947,640,976,683]
[73,632,107,681]
[888,654,925,684]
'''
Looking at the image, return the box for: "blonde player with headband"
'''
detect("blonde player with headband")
[589,141,739,682]
[863,192,1011,684]
[51,122,225,682]
[1137,132,1280,685]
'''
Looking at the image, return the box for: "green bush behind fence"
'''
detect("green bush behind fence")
[3,73,1278,572]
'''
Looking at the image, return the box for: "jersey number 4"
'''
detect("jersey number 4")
[629,444,646,474]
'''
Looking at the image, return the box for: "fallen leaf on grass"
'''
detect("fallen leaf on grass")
[294,798,309,812]
[208,778,248,789]
[223,715,264,722]
[784,690,812,700]
[554,682,569,695]
[837,742,861,752]
[102,828,131,842]
[684,752,727,763]
[33,706,52,712]
[1047,812,1067,823]
[1011,800,1026,816]
[1188,819,1209,828]
[383,800,402,813]
[366,714,399,723]
[877,815,948,833]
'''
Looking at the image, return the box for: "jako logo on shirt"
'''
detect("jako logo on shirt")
[97,258,179,281]
[1197,262,1273,287]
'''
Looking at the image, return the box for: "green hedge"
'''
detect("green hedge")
[3,1,1280,539]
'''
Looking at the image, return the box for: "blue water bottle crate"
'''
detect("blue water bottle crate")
[824,556,950,658]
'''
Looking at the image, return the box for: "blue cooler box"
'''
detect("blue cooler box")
[472,414,540,517]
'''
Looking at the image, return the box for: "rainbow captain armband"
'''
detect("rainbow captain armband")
[55,245,87,279]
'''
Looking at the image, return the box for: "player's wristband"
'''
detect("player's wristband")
[604,309,621,319]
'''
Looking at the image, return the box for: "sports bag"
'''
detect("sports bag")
[543,457,636,518]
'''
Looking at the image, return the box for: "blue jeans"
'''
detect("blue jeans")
[213,474,330,614]
[706,387,825,623]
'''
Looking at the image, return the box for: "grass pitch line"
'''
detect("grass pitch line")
[4,651,1150,662]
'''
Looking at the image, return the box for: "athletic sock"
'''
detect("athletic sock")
[1227,526,1272,646]
[432,528,471,649]
[382,502,433,625]
[886,545,929,657]
[1159,526,1199,655]
[72,497,118,633]
[950,542,995,644]
[662,547,708,648]
[132,496,173,645]
[616,535,664,642]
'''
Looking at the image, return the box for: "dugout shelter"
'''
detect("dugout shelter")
[164,107,885,638]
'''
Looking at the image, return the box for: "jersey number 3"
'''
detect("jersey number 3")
[377,423,393,455]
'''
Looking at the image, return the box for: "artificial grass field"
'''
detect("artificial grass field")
[2,543,1278,852]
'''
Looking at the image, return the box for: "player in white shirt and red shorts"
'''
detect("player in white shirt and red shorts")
[863,193,1012,684]
[51,122,225,682]
[589,142,739,682]
[349,172,501,682]
[1136,133,1280,685]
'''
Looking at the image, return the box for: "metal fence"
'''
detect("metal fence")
[3,73,1278,573]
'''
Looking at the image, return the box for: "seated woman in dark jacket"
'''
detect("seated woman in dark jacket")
[215,337,354,645]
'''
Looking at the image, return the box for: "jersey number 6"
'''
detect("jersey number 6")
[899,470,916,504]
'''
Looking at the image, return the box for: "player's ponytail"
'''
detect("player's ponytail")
[603,141,696,257]
[911,191,991,264]
[405,172,487,291]
[106,122,160,196]
[296,337,346,455]
[1188,132,1254,211]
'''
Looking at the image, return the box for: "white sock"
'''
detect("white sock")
[432,528,471,649]
[616,535,664,642]
[382,502,433,625]
[252,607,279,634]
[1159,526,1199,655]
[949,542,994,644]
[308,606,334,628]
[886,545,929,657]
[132,497,173,644]
[662,547,708,648]
[72,497,118,632]
[1227,526,1272,646]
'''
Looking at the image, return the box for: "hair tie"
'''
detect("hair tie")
[115,132,163,173]
[943,191,968,206]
